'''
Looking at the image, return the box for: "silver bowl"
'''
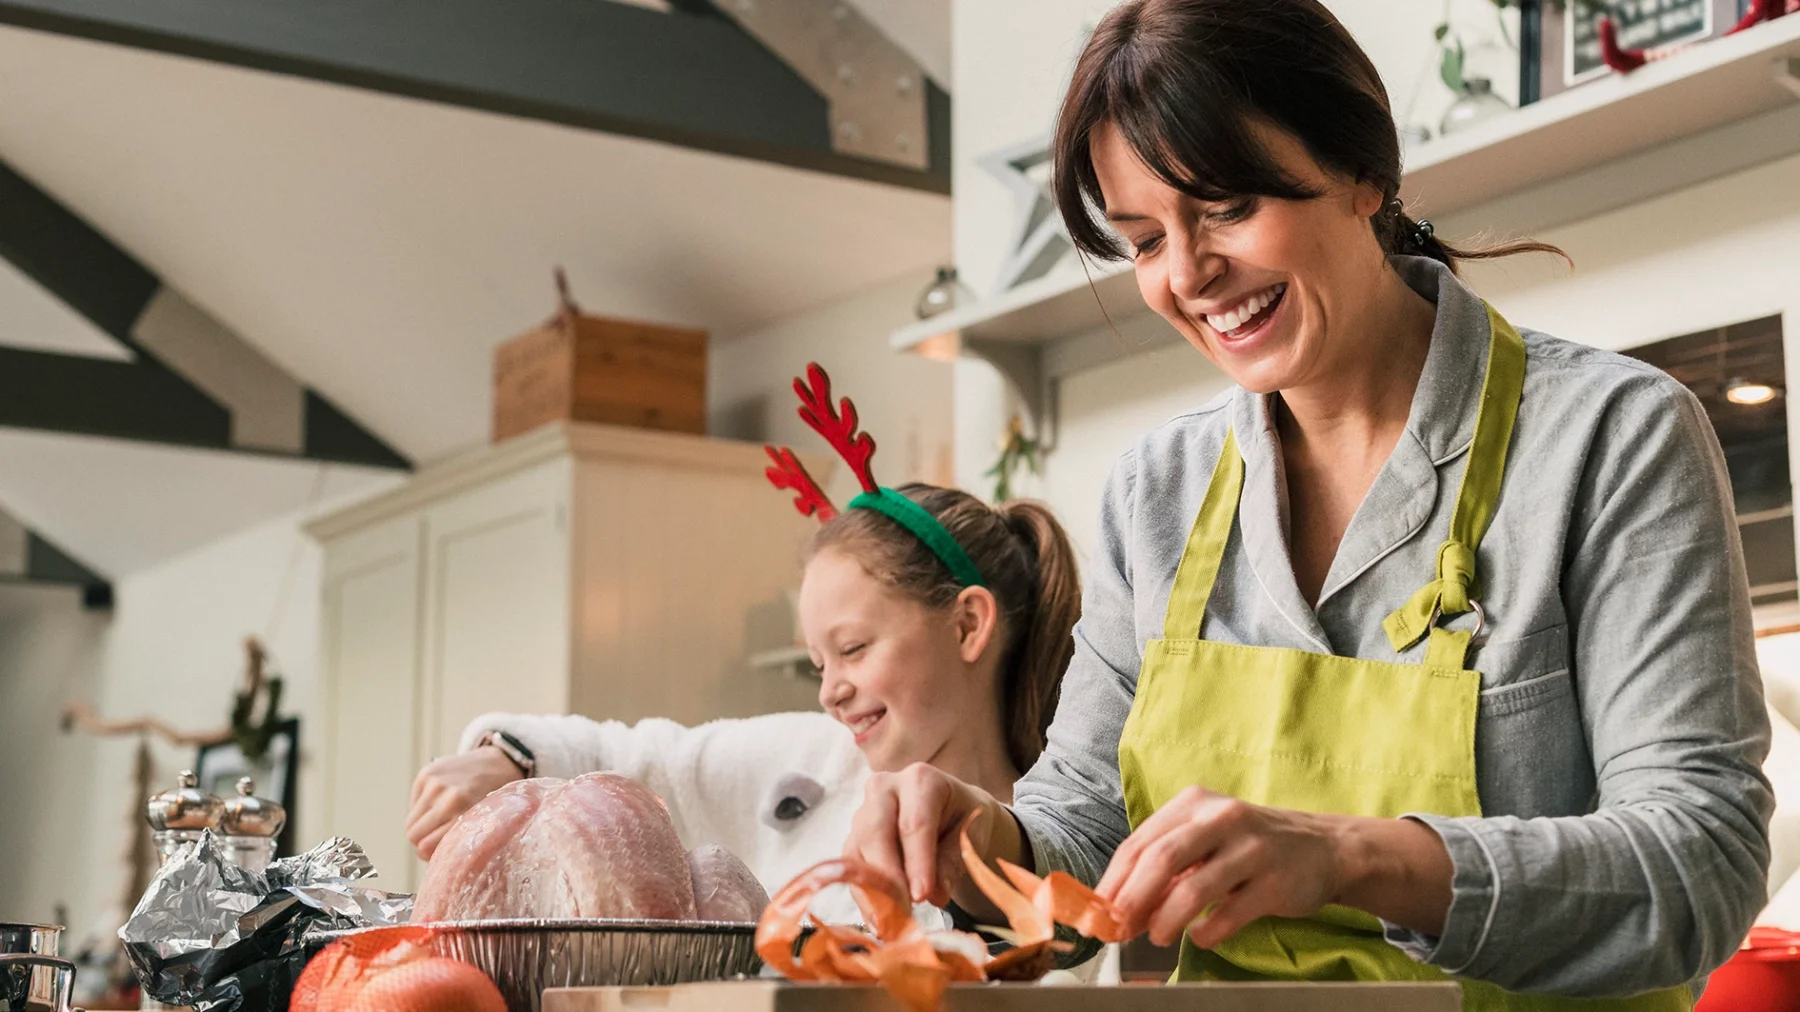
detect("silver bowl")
[308,919,761,1012]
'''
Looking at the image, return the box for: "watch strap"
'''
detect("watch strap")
[480,729,537,778]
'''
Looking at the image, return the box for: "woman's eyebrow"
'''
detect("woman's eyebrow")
[1107,211,1152,223]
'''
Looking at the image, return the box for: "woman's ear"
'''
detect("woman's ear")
[1350,177,1385,221]
[952,586,1001,665]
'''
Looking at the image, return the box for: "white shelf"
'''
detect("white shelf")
[894,16,1800,411]
[1402,13,1800,220]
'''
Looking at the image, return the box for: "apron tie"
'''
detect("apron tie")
[1382,539,1478,653]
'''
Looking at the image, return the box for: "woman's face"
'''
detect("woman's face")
[799,547,990,774]
[1090,120,1388,395]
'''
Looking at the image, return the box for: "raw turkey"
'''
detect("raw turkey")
[687,844,771,922]
[413,772,767,923]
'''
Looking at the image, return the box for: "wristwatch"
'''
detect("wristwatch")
[477,730,537,778]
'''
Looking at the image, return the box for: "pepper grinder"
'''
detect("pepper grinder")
[218,777,286,874]
[144,770,224,865]
[141,770,224,1012]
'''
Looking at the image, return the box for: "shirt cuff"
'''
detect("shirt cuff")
[1380,814,1500,975]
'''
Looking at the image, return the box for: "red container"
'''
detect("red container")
[1696,928,1800,1012]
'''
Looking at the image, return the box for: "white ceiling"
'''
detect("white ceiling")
[0,12,951,578]
[0,429,401,576]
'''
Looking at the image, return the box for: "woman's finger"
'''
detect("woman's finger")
[1143,835,1264,946]
[1186,875,1284,951]
[1096,786,1209,898]
[1110,798,1246,923]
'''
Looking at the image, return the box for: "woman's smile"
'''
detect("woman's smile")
[1196,281,1288,354]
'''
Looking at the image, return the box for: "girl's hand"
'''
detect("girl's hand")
[1096,786,1452,948]
[843,762,1021,911]
[405,746,524,859]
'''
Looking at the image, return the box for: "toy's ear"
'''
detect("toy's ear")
[760,772,827,831]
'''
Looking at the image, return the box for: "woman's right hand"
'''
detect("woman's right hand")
[843,762,1024,912]
[405,746,524,860]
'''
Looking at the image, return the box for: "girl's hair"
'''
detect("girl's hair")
[811,485,1081,773]
[1051,0,1565,273]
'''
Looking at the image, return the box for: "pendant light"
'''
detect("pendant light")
[1726,379,1779,405]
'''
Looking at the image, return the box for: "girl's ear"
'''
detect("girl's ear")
[952,586,1001,665]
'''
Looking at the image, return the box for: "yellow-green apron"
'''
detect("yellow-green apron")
[1117,305,1689,1011]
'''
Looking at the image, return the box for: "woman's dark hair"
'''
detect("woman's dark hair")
[1052,0,1564,272]
[811,486,1080,773]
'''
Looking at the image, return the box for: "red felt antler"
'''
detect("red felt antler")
[794,363,878,494]
[764,445,838,522]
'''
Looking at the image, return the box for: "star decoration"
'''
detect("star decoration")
[978,132,1075,294]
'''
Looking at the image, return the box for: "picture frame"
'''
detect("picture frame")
[195,717,300,858]
[1532,0,1744,102]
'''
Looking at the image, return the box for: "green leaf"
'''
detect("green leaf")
[1434,22,1450,41]
[1439,40,1465,93]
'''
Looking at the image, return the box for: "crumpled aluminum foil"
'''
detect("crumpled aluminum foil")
[120,832,412,1010]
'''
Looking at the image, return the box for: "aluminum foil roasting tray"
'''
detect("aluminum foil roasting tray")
[307,918,761,1012]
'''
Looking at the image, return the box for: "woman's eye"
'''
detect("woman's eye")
[1130,234,1163,259]
[1206,199,1257,224]
[841,643,866,658]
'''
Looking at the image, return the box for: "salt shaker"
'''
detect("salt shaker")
[218,777,286,874]
[143,770,224,865]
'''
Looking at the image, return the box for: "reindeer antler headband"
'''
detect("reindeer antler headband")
[764,363,986,589]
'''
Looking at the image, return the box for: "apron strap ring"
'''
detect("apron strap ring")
[1427,597,1487,645]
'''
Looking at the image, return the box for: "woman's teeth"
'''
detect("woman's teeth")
[851,710,884,735]
[1205,283,1286,335]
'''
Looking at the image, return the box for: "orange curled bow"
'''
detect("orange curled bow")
[754,812,1127,1011]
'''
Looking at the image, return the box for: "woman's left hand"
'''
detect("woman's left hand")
[1097,786,1455,948]
[1096,786,1344,948]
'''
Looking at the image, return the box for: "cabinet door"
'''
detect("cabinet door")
[418,461,571,770]
[318,514,423,891]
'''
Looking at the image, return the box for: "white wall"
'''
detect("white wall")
[0,485,395,950]
[710,268,957,507]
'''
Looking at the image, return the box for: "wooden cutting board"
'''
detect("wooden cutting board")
[543,980,1463,1011]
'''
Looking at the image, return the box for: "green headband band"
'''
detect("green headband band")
[846,488,986,589]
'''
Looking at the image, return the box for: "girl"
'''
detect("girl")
[405,368,1083,932]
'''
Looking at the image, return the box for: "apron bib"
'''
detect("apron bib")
[1117,305,1689,1011]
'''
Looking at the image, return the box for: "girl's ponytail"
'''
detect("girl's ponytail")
[995,500,1082,771]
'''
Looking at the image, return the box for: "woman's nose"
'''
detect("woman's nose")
[1166,237,1225,302]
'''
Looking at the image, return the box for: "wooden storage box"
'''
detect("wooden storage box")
[544,981,1463,1011]
[493,292,707,442]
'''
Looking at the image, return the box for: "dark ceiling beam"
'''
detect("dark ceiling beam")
[0,505,111,609]
[0,157,409,470]
[0,0,950,194]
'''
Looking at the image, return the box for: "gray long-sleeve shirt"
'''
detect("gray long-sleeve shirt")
[1012,256,1773,997]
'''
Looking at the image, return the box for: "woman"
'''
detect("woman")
[405,476,1082,920]
[843,1,1773,1007]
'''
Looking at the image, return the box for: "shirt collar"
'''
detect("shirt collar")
[1223,255,1496,633]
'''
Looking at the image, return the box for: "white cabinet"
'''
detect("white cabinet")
[306,424,828,888]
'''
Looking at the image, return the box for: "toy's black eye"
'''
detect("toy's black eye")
[762,772,826,831]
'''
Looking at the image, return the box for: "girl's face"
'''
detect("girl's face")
[1090,120,1388,395]
[799,547,994,774]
